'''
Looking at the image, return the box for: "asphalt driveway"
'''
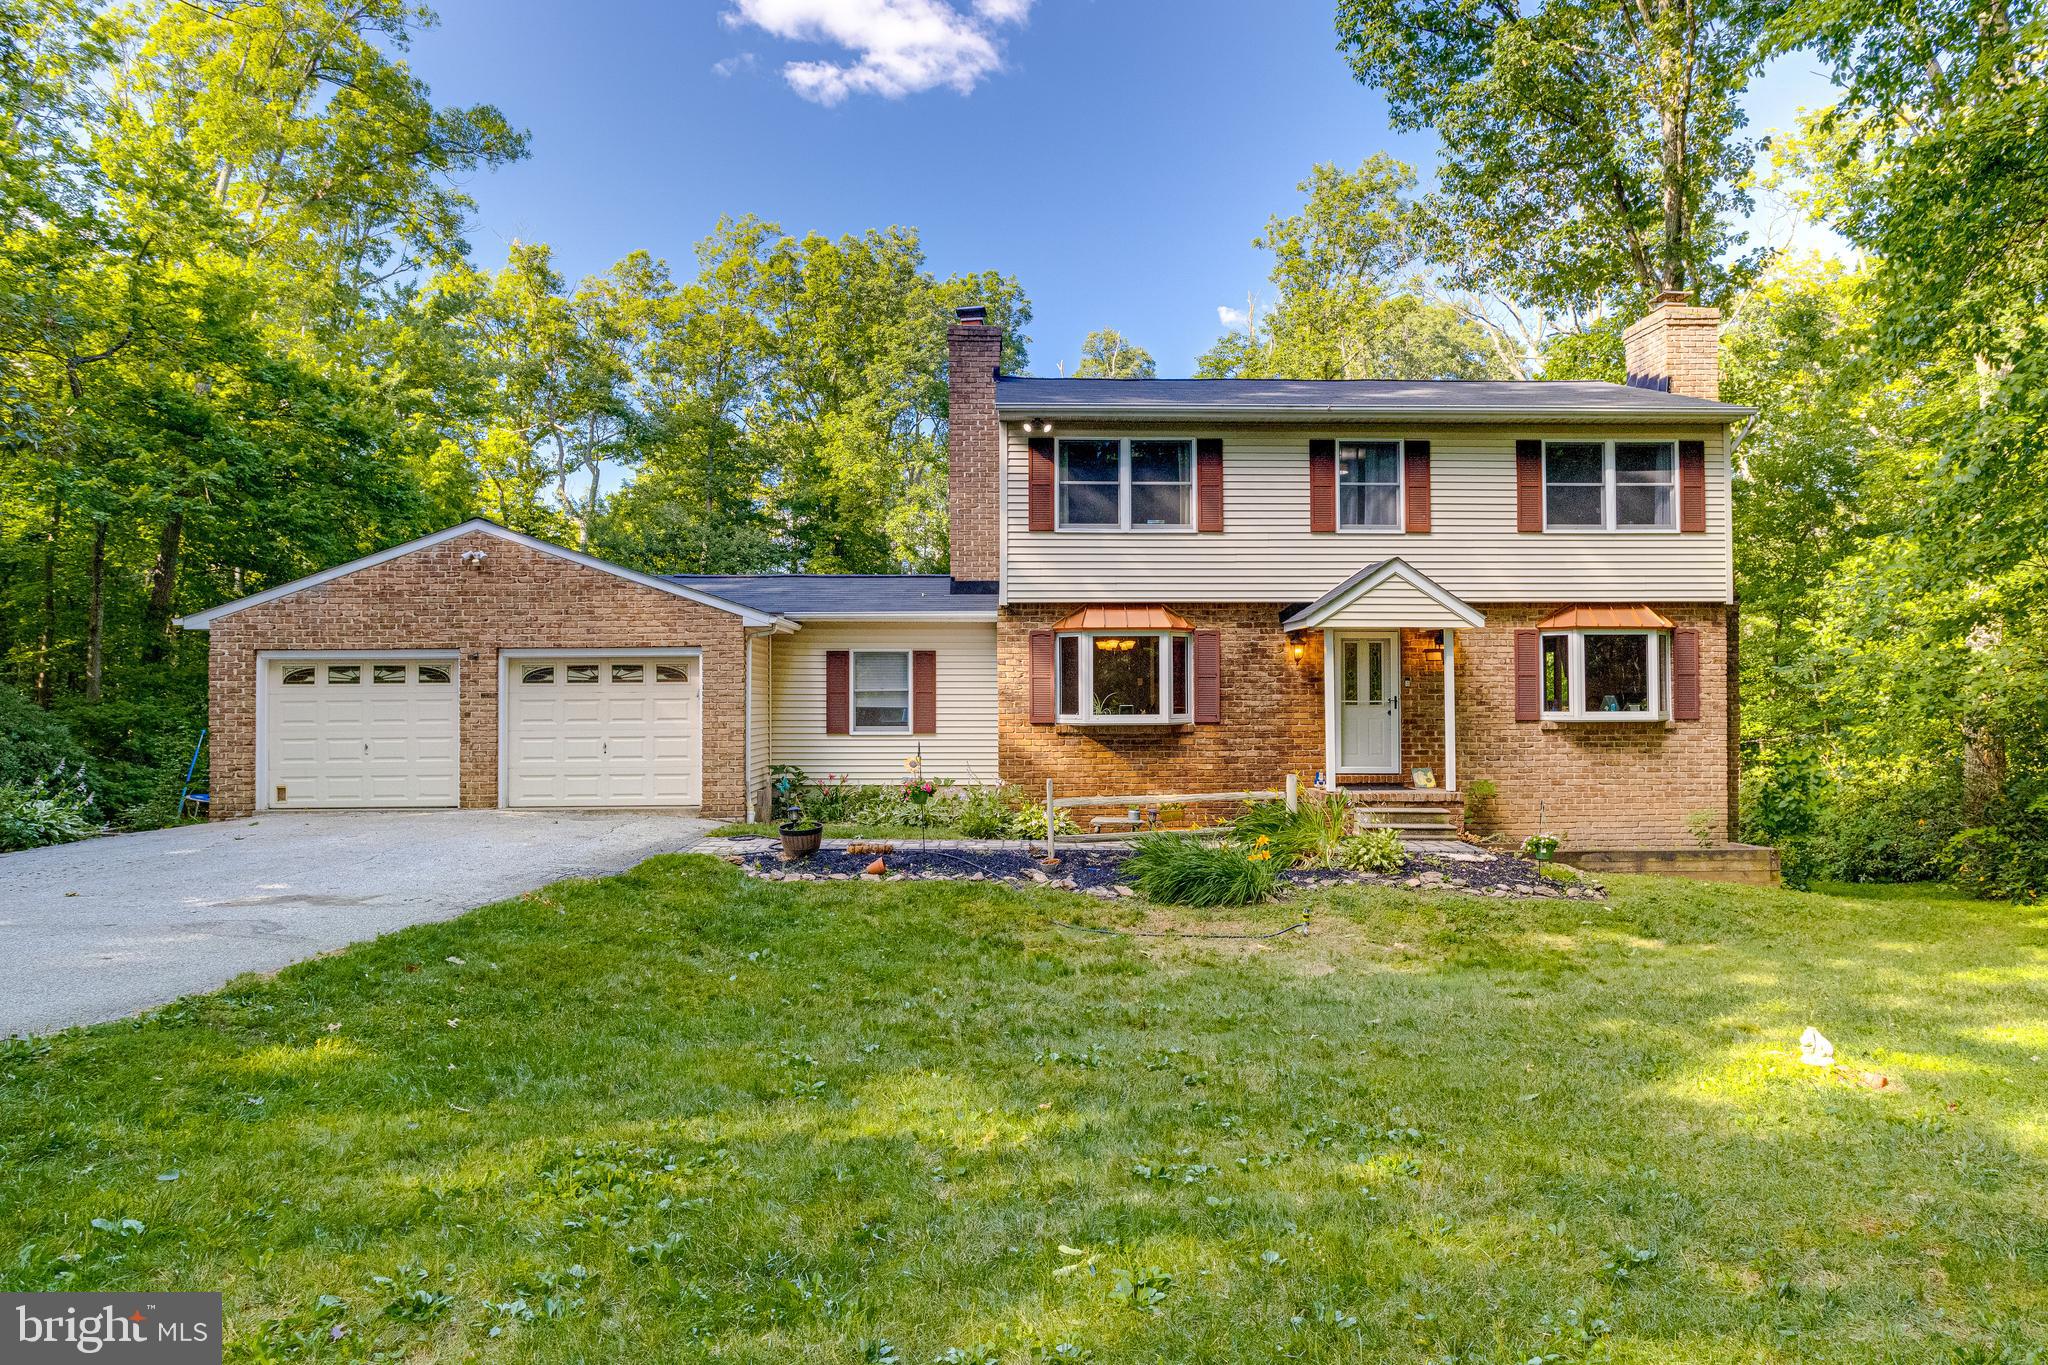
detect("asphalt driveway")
[0,809,715,1036]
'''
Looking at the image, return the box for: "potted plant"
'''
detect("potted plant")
[779,795,823,858]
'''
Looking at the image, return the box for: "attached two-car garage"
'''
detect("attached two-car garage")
[264,656,461,808]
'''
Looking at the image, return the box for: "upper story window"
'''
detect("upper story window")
[1056,631,1193,723]
[1338,440,1403,530]
[1056,437,1193,530]
[1544,440,1678,531]
[1541,630,1666,720]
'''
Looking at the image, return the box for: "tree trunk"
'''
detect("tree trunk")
[36,491,63,707]
[1657,5,1689,294]
[86,518,107,702]
[143,510,184,661]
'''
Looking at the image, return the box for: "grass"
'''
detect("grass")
[4,864,2046,1362]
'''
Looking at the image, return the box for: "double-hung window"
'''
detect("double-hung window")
[1055,632,1193,723]
[851,650,912,733]
[1543,440,1678,530]
[1338,440,1403,530]
[1056,437,1193,530]
[1539,630,1666,720]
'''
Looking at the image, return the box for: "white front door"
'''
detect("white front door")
[263,658,460,809]
[1335,633,1400,773]
[506,654,703,807]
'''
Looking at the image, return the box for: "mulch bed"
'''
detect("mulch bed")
[725,842,1604,901]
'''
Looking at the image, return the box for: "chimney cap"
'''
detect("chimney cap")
[954,304,988,325]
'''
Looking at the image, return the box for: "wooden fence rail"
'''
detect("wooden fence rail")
[1043,774,1297,859]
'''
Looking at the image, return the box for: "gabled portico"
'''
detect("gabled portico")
[1282,559,1486,796]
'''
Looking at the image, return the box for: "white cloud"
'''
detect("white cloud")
[724,0,1032,105]
[1217,304,1251,330]
[712,51,759,78]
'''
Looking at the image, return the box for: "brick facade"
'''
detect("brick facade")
[997,602,1732,846]
[203,530,751,819]
[946,318,1003,584]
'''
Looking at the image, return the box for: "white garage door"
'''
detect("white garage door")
[264,658,460,809]
[506,655,703,807]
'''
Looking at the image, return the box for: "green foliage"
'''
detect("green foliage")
[1521,833,1561,862]
[1946,789,2048,903]
[0,766,101,851]
[1124,835,1278,907]
[1339,828,1407,874]
[1233,792,1355,868]
[1072,329,1155,380]
[0,688,94,797]
[1686,811,1718,849]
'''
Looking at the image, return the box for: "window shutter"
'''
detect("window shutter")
[1513,629,1540,721]
[1192,629,1222,723]
[825,650,850,734]
[1028,630,1056,724]
[1028,436,1055,532]
[912,650,937,734]
[1404,439,1432,532]
[1672,628,1701,720]
[1196,437,1224,532]
[1309,439,1336,532]
[1515,440,1543,532]
[1678,439,1707,533]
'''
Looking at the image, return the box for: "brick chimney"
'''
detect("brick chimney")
[946,305,1002,587]
[1623,291,1721,401]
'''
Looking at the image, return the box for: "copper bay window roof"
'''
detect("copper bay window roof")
[1537,605,1676,630]
[1053,605,1194,632]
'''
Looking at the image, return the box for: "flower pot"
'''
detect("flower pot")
[779,823,823,858]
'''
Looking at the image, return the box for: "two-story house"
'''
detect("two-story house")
[180,294,1748,847]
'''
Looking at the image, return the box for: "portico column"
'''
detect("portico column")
[1322,629,1338,788]
[1443,628,1457,793]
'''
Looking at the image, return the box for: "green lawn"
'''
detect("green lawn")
[4,862,2045,1363]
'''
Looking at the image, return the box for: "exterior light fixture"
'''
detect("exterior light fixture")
[1290,639,1307,661]
[460,548,489,569]
[1023,417,1055,434]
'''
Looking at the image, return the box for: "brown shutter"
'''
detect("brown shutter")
[1513,629,1540,721]
[1516,440,1543,532]
[825,650,850,734]
[1192,629,1222,723]
[1404,439,1432,533]
[1309,439,1336,532]
[911,650,937,733]
[1196,437,1224,532]
[1672,628,1701,720]
[1027,436,1055,532]
[1678,439,1706,533]
[1028,629,1056,724]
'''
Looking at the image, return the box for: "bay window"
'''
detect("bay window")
[1539,630,1666,720]
[1055,631,1194,723]
[1543,440,1678,530]
[1056,437,1194,530]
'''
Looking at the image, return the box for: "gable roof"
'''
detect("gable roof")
[664,574,997,620]
[1280,559,1487,632]
[994,376,1752,421]
[176,520,785,630]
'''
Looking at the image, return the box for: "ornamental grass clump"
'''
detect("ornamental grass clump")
[1231,788,1354,868]
[1124,833,1278,907]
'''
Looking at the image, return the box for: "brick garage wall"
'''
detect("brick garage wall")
[997,604,1324,819]
[1455,604,1732,846]
[202,530,751,819]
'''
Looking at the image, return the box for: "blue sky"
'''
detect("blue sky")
[406,0,1843,375]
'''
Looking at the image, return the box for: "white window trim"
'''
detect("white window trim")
[1541,440,1680,533]
[1334,437,1406,534]
[1538,629,1667,722]
[850,648,914,735]
[1055,630,1194,725]
[1054,435,1196,533]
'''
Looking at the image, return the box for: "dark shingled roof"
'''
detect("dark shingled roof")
[993,376,1752,419]
[665,574,995,618]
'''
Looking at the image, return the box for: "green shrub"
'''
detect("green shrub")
[1338,827,1407,874]
[52,698,202,827]
[1945,789,2048,901]
[1125,834,1278,907]
[1808,771,1964,883]
[0,688,96,799]
[954,785,1015,838]
[0,766,103,851]
[1231,788,1352,868]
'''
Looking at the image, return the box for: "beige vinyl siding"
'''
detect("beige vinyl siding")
[1319,578,1475,629]
[1002,421,1734,603]
[746,632,773,817]
[771,620,999,785]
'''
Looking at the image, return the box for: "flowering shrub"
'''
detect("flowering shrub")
[1125,834,1278,907]
[1521,832,1562,862]
[0,763,102,851]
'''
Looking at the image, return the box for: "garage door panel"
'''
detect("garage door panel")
[264,659,459,809]
[508,654,701,808]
